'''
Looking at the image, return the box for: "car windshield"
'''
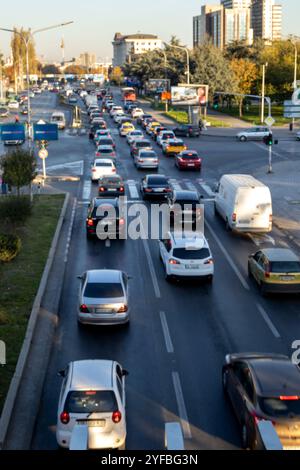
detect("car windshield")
[84,282,124,298]
[173,248,210,260]
[64,390,118,414]
[270,261,300,273]
[51,116,63,122]
[259,397,300,419]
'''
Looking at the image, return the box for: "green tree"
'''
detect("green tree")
[191,44,237,98]
[42,64,60,75]
[1,148,37,196]
[109,66,124,86]
[64,65,87,75]
[11,29,37,90]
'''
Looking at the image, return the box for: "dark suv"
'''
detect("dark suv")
[173,124,201,138]
[86,198,125,240]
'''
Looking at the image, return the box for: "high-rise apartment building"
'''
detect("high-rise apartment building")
[251,0,282,41]
[221,0,251,7]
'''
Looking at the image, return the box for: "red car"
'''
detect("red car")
[175,150,202,171]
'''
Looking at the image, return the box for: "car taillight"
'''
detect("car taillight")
[112,411,122,423]
[119,187,125,192]
[169,259,180,265]
[60,411,70,425]
[119,218,125,226]
[112,169,116,173]
[117,304,128,313]
[279,396,300,400]
[164,188,172,193]
[145,188,153,193]
[269,214,273,222]
[204,259,214,265]
[80,304,89,313]
[232,213,237,222]
[138,159,144,163]
[87,218,94,226]
[92,168,97,172]
[265,272,270,278]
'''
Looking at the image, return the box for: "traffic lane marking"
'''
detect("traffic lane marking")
[172,372,192,439]
[256,303,281,339]
[141,219,161,299]
[160,311,174,354]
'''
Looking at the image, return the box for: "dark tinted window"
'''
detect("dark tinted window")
[99,139,113,145]
[95,162,112,167]
[100,177,121,184]
[84,282,124,298]
[170,142,184,147]
[99,148,114,154]
[181,153,199,160]
[173,248,210,260]
[259,397,300,419]
[136,141,151,148]
[64,390,117,414]
[140,152,156,159]
[270,261,300,273]
[162,133,174,139]
[148,176,167,185]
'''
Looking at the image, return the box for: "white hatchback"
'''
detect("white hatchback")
[91,159,116,181]
[56,359,128,450]
[159,231,214,282]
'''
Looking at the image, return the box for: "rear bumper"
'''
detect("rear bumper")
[262,282,300,294]
[78,312,129,325]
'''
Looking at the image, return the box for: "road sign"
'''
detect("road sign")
[33,123,58,141]
[38,148,48,159]
[265,116,275,127]
[283,100,300,118]
[0,123,26,142]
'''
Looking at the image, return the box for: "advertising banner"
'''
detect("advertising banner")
[171,84,208,106]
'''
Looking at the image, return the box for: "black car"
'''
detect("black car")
[89,122,107,139]
[167,190,202,226]
[137,114,152,126]
[173,124,201,138]
[140,175,172,200]
[223,353,300,450]
[86,198,125,240]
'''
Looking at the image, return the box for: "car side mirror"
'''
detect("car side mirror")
[58,369,66,378]
[122,369,129,377]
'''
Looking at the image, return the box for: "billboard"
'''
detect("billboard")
[171,84,209,106]
[0,123,26,142]
[33,123,58,141]
[147,79,170,94]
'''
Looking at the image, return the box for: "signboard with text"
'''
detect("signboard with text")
[0,123,26,142]
[33,123,58,141]
[147,79,170,94]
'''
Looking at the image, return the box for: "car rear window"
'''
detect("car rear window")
[99,148,114,154]
[181,153,199,160]
[101,177,121,184]
[64,390,118,414]
[270,261,300,273]
[259,397,300,419]
[95,162,112,167]
[162,133,174,139]
[136,141,151,148]
[148,176,167,185]
[173,248,210,260]
[84,282,124,298]
[99,139,113,145]
[170,142,184,147]
[140,152,156,159]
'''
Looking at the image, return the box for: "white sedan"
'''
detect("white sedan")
[91,159,116,181]
[126,130,144,145]
[56,359,128,449]
[159,231,214,282]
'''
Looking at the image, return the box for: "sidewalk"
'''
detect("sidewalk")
[254,160,300,248]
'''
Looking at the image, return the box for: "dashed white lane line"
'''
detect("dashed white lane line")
[184,181,198,192]
[82,180,91,200]
[172,372,192,439]
[169,179,183,191]
[141,220,161,299]
[256,303,281,339]
[200,183,215,198]
[127,180,140,199]
[105,239,111,248]
[205,220,250,290]
[64,198,77,263]
[159,311,174,354]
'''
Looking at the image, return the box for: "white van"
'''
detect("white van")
[51,111,66,130]
[214,174,272,233]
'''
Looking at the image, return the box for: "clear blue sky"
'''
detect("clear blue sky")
[0,0,298,62]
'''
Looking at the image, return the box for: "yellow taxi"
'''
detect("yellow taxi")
[163,139,187,157]
[146,121,161,136]
[248,248,300,295]
[119,122,135,137]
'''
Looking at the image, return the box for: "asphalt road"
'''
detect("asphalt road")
[30,88,300,450]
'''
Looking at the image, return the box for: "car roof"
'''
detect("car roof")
[173,190,199,200]
[86,269,122,283]
[70,360,115,390]
[260,248,299,262]
[248,358,300,396]
[170,231,207,249]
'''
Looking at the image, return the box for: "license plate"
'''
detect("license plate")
[185,265,200,269]
[108,188,116,191]
[187,164,195,167]
[280,276,295,281]
[239,219,250,224]
[96,308,113,313]
[78,420,106,427]
[154,188,163,192]
[99,221,113,226]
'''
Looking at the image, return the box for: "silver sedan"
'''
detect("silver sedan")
[134,150,159,169]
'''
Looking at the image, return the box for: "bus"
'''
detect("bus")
[121,87,136,102]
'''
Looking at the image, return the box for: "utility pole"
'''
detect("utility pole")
[261,63,268,124]
[155,49,169,112]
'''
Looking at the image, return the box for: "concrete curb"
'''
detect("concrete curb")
[0,192,70,449]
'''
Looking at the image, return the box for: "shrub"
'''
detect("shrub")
[0,196,32,225]
[0,233,22,262]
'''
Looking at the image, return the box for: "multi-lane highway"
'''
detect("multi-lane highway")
[26,89,300,450]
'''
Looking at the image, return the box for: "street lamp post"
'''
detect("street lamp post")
[0,22,74,150]
[155,49,169,112]
[261,62,268,124]
[289,39,298,130]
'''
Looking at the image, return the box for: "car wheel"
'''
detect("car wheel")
[239,136,247,142]
[248,263,253,279]
[207,275,213,284]
[165,273,173,282]
[241,423,250,450]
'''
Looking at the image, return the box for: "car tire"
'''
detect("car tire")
[239,136,247,142]
[248,263,253,279]
[207,275,213,284]
[259,282,268,297]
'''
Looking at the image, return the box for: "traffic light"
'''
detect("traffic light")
[264,133,273,146]
[213,94,219,110]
